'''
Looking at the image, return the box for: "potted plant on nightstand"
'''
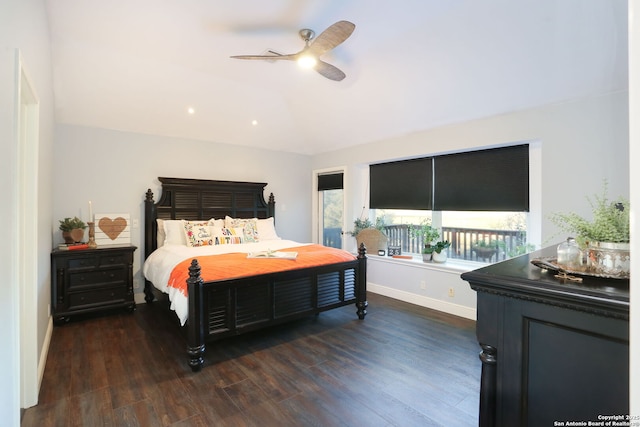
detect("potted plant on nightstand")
[549,182,630,278]
[59,216,87,244]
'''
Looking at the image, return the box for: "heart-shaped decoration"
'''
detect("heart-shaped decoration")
[98,217,127,240]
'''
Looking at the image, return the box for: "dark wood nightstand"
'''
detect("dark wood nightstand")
[51,245,137,324]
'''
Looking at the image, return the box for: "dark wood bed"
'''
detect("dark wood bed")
[143,177,367,371]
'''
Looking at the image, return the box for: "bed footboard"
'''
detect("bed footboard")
[186,245,367,372]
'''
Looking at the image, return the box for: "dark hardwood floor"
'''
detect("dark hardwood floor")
[22,293,480,426]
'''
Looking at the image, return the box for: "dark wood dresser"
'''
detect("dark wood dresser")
[51,245,137,324]
[461,245,629,427]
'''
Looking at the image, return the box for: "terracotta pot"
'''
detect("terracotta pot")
[62,228,85,244]
[62,231,73,244]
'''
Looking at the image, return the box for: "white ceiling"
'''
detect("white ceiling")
[44,0,628,155]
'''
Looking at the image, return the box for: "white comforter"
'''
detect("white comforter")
[143,239,308,325]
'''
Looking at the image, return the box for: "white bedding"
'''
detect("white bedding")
[143,239,308,325]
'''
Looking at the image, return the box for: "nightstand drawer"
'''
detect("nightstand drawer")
[69,268,127,289]
[68,256,100,270]
[97,253,130,267]
[68,287,128,309]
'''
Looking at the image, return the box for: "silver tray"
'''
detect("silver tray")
[530,257,629,280]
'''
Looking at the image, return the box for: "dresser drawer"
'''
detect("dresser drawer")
[68,286,128,310]
[69,268,127,289]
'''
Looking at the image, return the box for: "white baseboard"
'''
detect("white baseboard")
[367,282,477,321]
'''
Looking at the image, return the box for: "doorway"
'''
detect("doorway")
[17,52,40,408]
[315,170,345,249]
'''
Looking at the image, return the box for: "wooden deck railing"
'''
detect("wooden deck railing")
[383,224,526,262]
[323,225,528,262]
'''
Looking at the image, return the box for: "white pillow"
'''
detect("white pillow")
[209,218,225,228]
[256,217,280,240]
[156,219,166,247]
[183,220,214,247]
[163,220,188,245]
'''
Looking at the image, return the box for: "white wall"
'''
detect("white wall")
[312,91,629,316]
[367,257,479,320]
[52,124,312,299]
[628,0,639,417]
[0,0,55,420]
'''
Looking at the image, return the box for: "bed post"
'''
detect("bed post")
[356,243,368,319]
[267,192,275,218]
[187,259,205,372]
[144,189,156,303]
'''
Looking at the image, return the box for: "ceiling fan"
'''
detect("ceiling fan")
[230,20,356,81]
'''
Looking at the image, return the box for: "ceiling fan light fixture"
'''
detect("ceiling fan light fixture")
[230,20,355,81]
[297,54,317,69]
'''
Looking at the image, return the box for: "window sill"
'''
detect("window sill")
[364,253,488,274]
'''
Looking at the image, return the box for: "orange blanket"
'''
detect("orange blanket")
[167,244,357,296]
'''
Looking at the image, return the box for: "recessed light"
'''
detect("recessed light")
[187,107,195,115]
[252,120,258,126]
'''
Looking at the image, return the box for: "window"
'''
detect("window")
[375,209,530,262]
[433,144,529,211]
[317,172,344,249]
[370,157,432,209]
[370,144,532,262]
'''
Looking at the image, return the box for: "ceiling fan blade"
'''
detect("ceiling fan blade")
[308,20,355,57]
[314,60,346,81]
[230,53,296,61]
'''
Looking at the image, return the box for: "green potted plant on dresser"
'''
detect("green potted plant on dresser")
[550,182,630,278]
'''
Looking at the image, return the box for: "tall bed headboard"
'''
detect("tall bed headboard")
[144,177,275,260]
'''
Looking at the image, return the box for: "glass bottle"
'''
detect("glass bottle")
[557,237,582,270]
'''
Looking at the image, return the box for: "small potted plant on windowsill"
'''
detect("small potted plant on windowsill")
[409,219,440,261]
[59,216,87,244]
[348,217,387,254]
[424,240,451,263]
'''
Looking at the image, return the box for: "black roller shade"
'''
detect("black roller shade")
[370,157,433,209]
[318,173,344,191]
[433,144,529,211]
